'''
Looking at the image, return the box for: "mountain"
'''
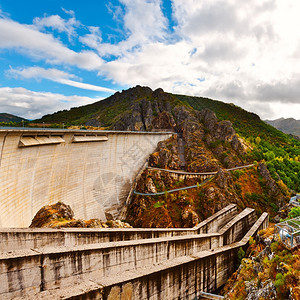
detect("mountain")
[0,113,27,123]
[35,86,291,146]
[265,117,300,137]
[34,86,300,227]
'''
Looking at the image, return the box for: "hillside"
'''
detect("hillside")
[223,224,300,299]
[0,113,27,123]
[32,86,300,227]
[34,85,300,192]
[265,118,300,137]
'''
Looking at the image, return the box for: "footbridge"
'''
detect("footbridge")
[133,164,255,196]
[147,164,254,182]
[0,128,173,227]
[0,204,269,299]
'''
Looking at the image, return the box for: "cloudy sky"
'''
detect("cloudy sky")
[0,0,299,120]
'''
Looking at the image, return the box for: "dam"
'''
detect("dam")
[0,128,269,299]
[0,128,173,227]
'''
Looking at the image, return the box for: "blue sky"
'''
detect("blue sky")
[0,0,300,120]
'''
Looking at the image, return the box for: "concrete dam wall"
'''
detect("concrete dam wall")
[0,129,173,228]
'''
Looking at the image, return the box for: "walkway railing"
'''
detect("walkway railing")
[134,164,254,196]
[133,175,215,196]
[199,291,225,299]
[148,164,254,175]
[289,194,300,207]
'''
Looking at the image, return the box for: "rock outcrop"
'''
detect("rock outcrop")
[30,202,132,229]
[258,162,287,208]
[125,92,289,228]
[30,202,74,228]
[113,88,249,169]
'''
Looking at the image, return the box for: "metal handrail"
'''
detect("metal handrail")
[133,175,215,196]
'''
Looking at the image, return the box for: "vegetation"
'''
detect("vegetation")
[223,227,300,299]
[177,94,300,192]
[0,121,28,127]
[0,113,27,123]
[287,207,300,219]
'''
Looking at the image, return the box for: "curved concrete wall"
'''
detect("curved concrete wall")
[0,129,173,227]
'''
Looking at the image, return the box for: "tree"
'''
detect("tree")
[255,136,261,144]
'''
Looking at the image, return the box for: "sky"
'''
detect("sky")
[0,0,300,120]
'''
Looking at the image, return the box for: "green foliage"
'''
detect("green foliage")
[249,236,256,246]
[0,120,30,127]
[198,190,205,199]
[264,151,275,161]
[153,201,165,208]
[237,247,245,263]
[270,241,280,252]
[288,207,300,219]
[234,183,242,196]
[232,170,243,180]
[245,192,260,202]
[177,94,300,191]
[208,139,222,149]
[274,273,285,288]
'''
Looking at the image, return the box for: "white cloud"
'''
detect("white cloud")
[61,8,76,17]
[79,26,102,50]
[8,67,116,93]
[8,66,77,80]
[0,87,101,119]
[56,79,116,92]
[92,0,169,56]
[0,17,103,70]
[121,0,167,42]
[33,13,80,41]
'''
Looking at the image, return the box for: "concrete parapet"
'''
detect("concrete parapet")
[240,212,269,245]
[0,228,192,252]
[194,203,237,233]
[0,205,237,252]
[219,208,257,246]
[0,234,220,298]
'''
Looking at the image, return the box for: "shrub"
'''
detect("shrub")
[249,236,256,246]
[153,201,165,208]
[288,207,300,219]
[238,247,245,264]
[274,273,284,288]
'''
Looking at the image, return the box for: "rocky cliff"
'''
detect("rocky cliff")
[124,93,289,227]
